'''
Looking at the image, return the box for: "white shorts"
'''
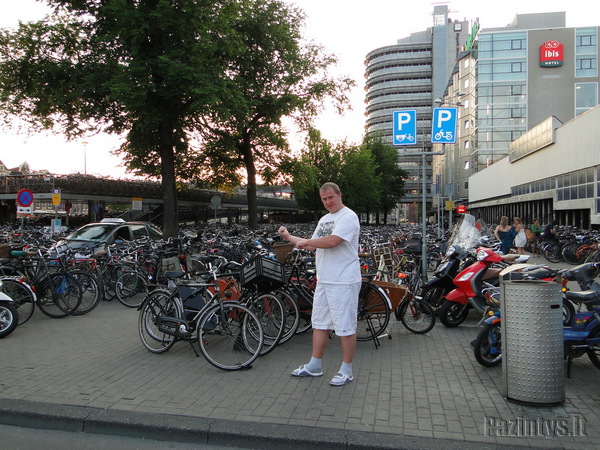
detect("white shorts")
[311,281,361,336]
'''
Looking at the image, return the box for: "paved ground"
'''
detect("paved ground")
[1,256,599,449]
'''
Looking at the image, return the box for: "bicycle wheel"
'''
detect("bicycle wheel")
[102,265,121,300]
[36,272,82,318]
[543,243,562,263]
[138,290,178,354]
[585,249,600,263]
[198,302,263,370]
[0,302,18,338]
[473,322,502,367]
[356,282,390,341]
[116,271,148,308]
[399,298,435,334]
[274,288,300,345]
[576,246,594,265]
[421,285,448,314]
[0,277,35,325]
[69,270,102,316]
[561,243,580,265]
[288,283,312,334]
[245,292,285,356]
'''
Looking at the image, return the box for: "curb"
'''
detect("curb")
[0,398,528,449]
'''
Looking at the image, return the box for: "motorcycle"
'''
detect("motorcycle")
[473,263,600,375]
[422,214,485,314]
[0,280,19,338]
[437,246,530,328]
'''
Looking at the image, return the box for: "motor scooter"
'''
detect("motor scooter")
[472,263,600,376]
[438,247,529,328]
[0,281,19,338]
[422,214,485,314]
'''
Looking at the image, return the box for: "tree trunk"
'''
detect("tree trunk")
[240,142,258,230]
[160,124,178,238]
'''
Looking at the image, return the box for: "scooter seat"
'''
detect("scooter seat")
[565,289,600,305]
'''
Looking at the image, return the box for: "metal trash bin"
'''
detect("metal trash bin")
[501,279,564,405]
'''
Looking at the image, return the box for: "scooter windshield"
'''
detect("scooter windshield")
[447,214,489,253]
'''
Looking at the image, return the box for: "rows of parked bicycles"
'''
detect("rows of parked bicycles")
[0,223,435,368]
[1,217,600,374]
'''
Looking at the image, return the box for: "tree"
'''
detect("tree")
[281,128,343,213]
[363,135,408,224]
[192,0,353,229]
[282,128,380,218]
[338,145,380,217]
[0,0,241,237]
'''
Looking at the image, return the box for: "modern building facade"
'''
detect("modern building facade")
[467,13,600,228]
[469,104,600,228]
[475,12,599,171]
[364,5,470,220]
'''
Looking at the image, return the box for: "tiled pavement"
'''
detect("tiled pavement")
[1,265,599,449]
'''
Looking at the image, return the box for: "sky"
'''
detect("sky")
[1,0,599,178]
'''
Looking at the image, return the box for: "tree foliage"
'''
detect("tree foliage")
[191,0,353,229]
[0,0,350,233]
[0,0,243,236]
[362,135,408,224]
[281,129,405,220]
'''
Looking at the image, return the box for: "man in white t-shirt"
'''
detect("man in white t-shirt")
[278,182,361,386]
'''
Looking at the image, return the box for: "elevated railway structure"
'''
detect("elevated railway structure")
[0,174,301,226]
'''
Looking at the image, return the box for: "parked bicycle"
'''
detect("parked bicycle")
[138,255,266,370]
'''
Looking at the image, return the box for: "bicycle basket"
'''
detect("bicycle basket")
[240,255,285,291]
[273,242,294,264]
[399,239,422,254]
[371,280,406,311]
[179,284,206,311]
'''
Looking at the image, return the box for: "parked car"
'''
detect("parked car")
[52,218,163,255]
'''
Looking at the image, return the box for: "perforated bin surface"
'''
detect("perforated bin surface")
[501,280,564,405]
[240,256,285,291]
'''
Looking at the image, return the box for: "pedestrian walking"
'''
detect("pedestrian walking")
[278,182,361,386]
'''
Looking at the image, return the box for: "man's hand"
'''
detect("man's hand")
[278,226,289,240]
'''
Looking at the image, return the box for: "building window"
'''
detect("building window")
[575,82,598,115]
[511,62,523,72]
[576,28,597,77]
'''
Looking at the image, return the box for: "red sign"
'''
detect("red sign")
[540,40,564,67]
[16,189,34,207]
[456,204,467,214]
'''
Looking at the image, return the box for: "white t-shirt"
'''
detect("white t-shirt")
[311,206,361,284]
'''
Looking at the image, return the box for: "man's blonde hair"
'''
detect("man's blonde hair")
[320,182,341,195]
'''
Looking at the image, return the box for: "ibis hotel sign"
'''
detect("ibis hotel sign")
[540,40,564,67]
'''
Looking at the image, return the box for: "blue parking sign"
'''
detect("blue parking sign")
[393,110,417,146]
[431,108,457,144]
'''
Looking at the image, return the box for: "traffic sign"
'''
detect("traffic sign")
[456,204,467,214]
[210,195,221,209]
[16,189,34,207]
[52,191,61,206]
[17,206,33,215]
[431,108,458,144]
[392,110,417,146]
[445,200,455,211]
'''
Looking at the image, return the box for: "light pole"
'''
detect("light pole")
[434,94,464,235]
[82,141,88,175]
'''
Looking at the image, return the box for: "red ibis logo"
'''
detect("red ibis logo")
[540,40,563,67]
